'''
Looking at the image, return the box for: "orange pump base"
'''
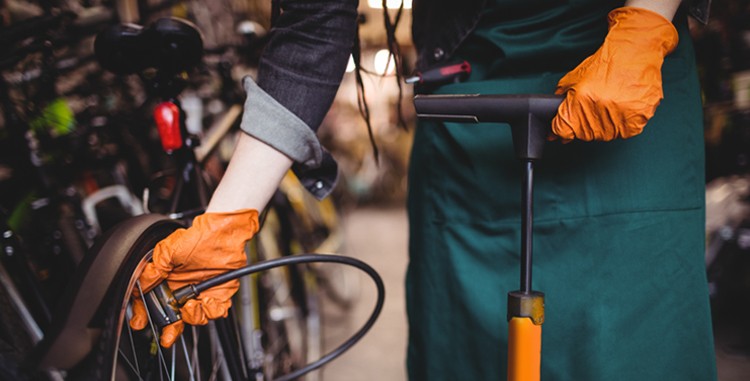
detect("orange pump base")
[507,317,541,381]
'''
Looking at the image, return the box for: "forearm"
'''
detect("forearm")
[624,0,682,20]
[206,0,358,213]
[206,133,292,213]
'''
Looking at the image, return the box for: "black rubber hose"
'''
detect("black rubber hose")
[173,253,386,381]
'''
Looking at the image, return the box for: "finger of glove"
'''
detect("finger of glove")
[135,261,169,296]
[554,88,620,142]
[165,276,239,329]
[180,297,233,326]
[555,54,595,94]
[551,95,579,141]
[546,133,573,144]
[555,73,578,95]
[160,320,185,348]
[135,231,184,295]
[129,297,148,330]
[553,62,589,141]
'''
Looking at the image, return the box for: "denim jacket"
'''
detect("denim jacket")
[241,0,358,199]
[246,0,710,199]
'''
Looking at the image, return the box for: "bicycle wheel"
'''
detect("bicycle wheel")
[250,206,323,381]
[70,217,242,381]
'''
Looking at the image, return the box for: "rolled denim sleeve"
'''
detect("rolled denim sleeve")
[257,0,358,130]
[240,76,339,199]
[239,0,358,199]
[240,77,323,168]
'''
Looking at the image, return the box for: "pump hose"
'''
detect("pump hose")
[172,253,385,381]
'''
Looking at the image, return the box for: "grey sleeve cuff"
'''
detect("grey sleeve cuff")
[240,76,323,168]
[239,76,338,200]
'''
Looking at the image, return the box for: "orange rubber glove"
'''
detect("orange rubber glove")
[129,209,259,348]
[551,7,679,141]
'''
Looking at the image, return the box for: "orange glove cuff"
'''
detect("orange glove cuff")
[607,7,678,57]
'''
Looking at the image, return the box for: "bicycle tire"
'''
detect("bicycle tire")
[66,215,237,381]
[65,216,170,380]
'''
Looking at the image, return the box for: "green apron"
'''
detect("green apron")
[406,2,717,380]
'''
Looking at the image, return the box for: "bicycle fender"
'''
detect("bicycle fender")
[29,214,181,371]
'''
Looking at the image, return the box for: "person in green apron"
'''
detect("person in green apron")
[122,0,716,379]
[407,0,717,380]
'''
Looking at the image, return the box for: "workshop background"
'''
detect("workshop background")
[2,0,750,380]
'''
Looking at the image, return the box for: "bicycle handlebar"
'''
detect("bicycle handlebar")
[413,94,564,160]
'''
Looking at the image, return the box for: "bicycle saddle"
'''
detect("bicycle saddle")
[94,17,203,75]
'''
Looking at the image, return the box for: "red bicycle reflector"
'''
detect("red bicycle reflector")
[154,102,182,152]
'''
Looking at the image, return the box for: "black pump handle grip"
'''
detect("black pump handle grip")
[413,94,564,160]
[413,93,563,124]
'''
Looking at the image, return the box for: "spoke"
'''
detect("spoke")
[171,344,176,380]
[209,335,226,381]
[125,306,142,375]
[180,335,197,381]
[192,326,202,380]
[137,282,172,380]
[208,359,222,381]
[209,321,233,381]
[117,346,145,381]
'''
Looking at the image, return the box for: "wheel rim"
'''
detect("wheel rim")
[109,251,231,381]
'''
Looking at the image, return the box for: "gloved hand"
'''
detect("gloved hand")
[129,209,259,348]
[551,7,679,141]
